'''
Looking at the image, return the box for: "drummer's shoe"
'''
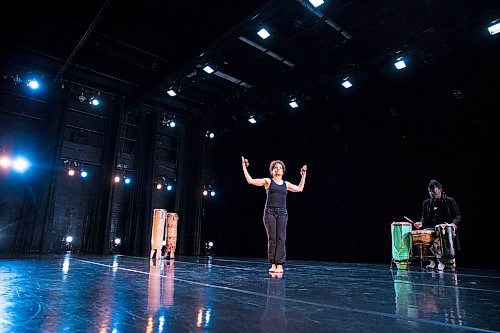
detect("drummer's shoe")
[426,261,436,270]
[437,261,445,271]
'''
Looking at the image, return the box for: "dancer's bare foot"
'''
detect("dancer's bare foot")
[275,264,284,273]
[269,264,277,272]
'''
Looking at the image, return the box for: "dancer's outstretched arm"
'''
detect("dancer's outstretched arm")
[286,165,307,192]
[241,156,270,187]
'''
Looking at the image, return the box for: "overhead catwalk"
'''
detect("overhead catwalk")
[0,254,499,332]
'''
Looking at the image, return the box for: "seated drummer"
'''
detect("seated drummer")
[414,179,461,271]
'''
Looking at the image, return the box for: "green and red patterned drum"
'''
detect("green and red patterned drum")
[391,222,413,269]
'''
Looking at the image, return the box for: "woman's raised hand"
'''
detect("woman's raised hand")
[300,165,307,176]
[241,156,249,168]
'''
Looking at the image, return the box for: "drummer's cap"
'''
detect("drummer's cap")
[428,179,442,190]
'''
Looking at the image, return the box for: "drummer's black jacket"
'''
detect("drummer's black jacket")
[420,195,461,227]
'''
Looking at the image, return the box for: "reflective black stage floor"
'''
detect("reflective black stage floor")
[1,254,499,332]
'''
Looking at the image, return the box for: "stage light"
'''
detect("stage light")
[342,79,353,88]
[114,176,121,183]
[114,238,121,245]
[90,97,99,106]
[124,177,131,184]
[156,183,163,189]
[207,241,214,249]
[80,170,88,178]
[210,190,215,197]
[167,89,177,97]
[169,121,176,128]
[68,168,75,176]
[206,131,215,139]
[289,100,299,108]
[12,74,22,85]
[78,93,86,103]
[0,156,11,169]
[257,28,271,40]
[248,116,257,124]
[394,57,406,70]
[27,79,39,90]
[12,157,30,173]
[167,185,173,191]
[203,65,215,74]
[203,190,208,196]
[488,20,500,35]
[65,236,73,243]
[309,0,324,7]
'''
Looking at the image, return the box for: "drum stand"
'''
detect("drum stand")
[413,243,435,271]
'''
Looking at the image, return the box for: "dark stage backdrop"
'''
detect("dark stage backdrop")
[202,46,499,269]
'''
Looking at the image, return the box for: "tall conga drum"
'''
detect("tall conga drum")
[391,222,412,269]
[150,209,167,259]
[166,213,179,259]
[435,223,455,264]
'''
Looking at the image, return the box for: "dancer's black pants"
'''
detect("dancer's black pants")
[263,207,288,264]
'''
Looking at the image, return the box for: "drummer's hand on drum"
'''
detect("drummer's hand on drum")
[414,222,422,229]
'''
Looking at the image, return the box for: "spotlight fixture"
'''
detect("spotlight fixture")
[205,130,215,139]
[167,185,173,191]
[68,168,75,176]
[65,236,73,243]
[167,89,177,97]
[0,156,11,169]
[27,79,39,90]
[210,190,216,197]
[394,57,406,70]
[488,20,500,35]
[248,116,257,124]
[156,183,163,190]
[12,75,22,85]
[203,65,215,74]
[114,238,121,245]
[257,28,271,40]
[203,189,208,196]
[169,121,176,128]
[289,100,299,108]
[124,177,131,184]
[309,0,325,8]
[80,170,88,178]
[77,93,86,103]
[90,97,99,106]
[114,176,121,183]
[12,157,30,173]
[341,78,353,89]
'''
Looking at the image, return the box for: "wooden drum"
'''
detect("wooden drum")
[166,213,179,259]
[150,209,167,259]
[411,229,434,246]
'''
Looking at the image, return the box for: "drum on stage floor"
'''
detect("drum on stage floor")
[166,213,179,258]
[435,223,456,262]
[391,222,413,269]
[151,209,167,259]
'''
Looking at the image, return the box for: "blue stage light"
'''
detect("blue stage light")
[12,157,30,173]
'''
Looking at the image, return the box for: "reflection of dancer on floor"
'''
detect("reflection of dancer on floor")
[242,156,307,273]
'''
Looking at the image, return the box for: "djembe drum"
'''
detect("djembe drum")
[411,229,435,269]
[435,223,456,265]
[151,209,167,259]
[165,213,179,259]
[391,222,413,270]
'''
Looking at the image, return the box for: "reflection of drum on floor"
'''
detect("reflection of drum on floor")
[391,222,412,270]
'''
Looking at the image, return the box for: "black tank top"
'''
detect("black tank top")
[265,179,287,208]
